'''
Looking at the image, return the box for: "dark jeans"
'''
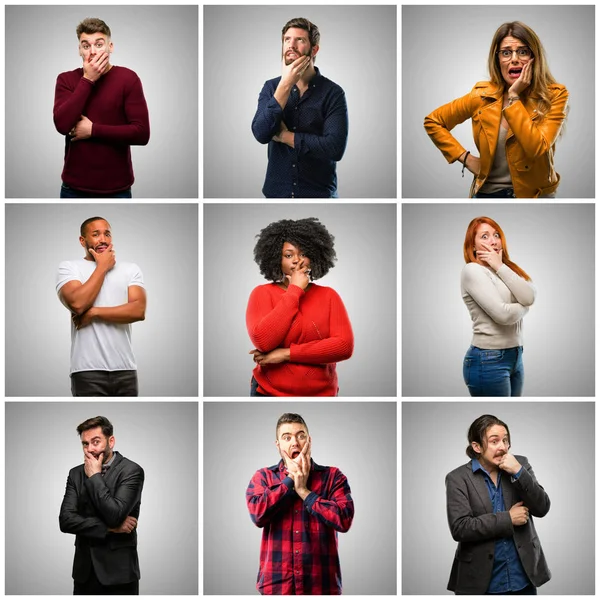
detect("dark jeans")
[60,183,132,198]
[250,376,268,396]
[487,584,537,595]
[463,345,524,397]
[475,188,515,198]
[74,565,139,595]
[71,370,139,396]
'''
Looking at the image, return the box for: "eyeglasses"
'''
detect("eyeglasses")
[497,47,532,61]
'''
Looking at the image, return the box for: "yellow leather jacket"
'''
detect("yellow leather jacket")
[424,81,569,198]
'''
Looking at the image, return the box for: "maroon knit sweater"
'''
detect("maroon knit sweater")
[54,66,150,194]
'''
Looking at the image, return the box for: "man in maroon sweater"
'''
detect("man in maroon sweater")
[54,18,150,198]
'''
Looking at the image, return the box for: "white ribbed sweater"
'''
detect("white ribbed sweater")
[461,262,536,349]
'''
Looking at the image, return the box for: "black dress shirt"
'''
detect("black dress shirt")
[252,67,348,198]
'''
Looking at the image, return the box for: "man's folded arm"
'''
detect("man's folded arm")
[446,473,514,542]
[304,469,354,532]
[91,77,150,145]
[53,75,94,135]
[93,285,146,324]
[294,89,348,161]
[59,474,109,539]
[512,460,550,518]
[84,466,144,528]
[246,470,295,527]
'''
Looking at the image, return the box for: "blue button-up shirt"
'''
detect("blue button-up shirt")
[251,67,348,198]
[471,459,531,594]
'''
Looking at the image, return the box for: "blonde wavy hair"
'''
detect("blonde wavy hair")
[487,21,556,116]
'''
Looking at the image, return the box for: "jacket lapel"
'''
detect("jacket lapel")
[466,464,493,513]
[477,87,503,168]
[500,470,515,509]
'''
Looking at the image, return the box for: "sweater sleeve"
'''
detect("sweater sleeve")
[92,74,150,145]
[424,87,475,164]
[246,285,304,353]
[53,74,95,135]
[462,264,529,326]
[289,289,354,364]
[503,86,568,159]
[495,264,536,307]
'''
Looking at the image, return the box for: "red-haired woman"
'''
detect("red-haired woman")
[425,21,568,198]
[461,217,535,396]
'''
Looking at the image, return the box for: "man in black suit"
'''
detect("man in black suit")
[445,414,551,595]
[59,416,144,595]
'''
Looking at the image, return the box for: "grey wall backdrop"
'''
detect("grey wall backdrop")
[5,402,198,594]
[204,401,397,595]
[5,204,198,396]
[204,203,397,396]
[204,5,396,198]
[402,401,595,595]
[402,204,594,397]
[402,5,594,198]
[6,5,198,198]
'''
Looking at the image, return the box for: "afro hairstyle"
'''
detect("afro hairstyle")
[253,217,336,282]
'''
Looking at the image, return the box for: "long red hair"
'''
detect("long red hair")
[463,217,531,281]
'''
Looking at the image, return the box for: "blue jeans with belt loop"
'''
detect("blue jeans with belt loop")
[463,346,524,397]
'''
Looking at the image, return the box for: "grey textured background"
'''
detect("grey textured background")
[402,204,595,397]
[203,203,397,397]
[204,401,397,595]
[402,5,595,198]
[6,5,198,198]
[402,402,595,595]
[5,402,198,594]
[5,204,198,397]
[204,5,397,198]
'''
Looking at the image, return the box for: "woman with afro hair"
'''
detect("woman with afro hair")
[246,217,354,396]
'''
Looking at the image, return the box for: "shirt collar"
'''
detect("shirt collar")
[104,451,117,468]
[471,458,500,481]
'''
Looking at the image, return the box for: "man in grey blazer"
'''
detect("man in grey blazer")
[445,414,550,595]
[59,416,144,594]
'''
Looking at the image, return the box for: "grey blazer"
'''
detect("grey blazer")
[445,455,551,594]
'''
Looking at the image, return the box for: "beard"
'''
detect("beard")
[283,47,311,66]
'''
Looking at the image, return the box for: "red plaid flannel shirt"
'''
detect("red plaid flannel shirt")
[246,458,354,595]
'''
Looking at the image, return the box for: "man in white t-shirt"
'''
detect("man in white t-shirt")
[56,217,146,396]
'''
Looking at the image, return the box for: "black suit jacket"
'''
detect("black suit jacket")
[445,455,551,594]
[59,451,145,585]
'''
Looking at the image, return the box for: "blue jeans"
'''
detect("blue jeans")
[487,583,537,595]
[463,346,524,397]
[250,376,268,396]
[60,183,132,198]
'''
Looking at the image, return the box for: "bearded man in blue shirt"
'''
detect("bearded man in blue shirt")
[252,18,348,198]
[445,414,551,595]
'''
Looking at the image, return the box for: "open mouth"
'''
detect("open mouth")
[508,67,523,77]
[291,450,300,459]
[95,245,108,253]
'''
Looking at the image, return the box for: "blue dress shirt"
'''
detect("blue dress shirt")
[471,459,532,594]
[251,67,348,198]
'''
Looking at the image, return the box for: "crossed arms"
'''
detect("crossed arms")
[58,266,146,328]
[59,465,144,539]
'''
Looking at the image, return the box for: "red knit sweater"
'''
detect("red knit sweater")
[53,66,150,193]
[246,283,354,396]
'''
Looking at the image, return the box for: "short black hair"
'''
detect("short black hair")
[254,218,336,281]
[466,414,511,459]
[276,413,308,439]
[80,216,108,237]
[76,416,113,438]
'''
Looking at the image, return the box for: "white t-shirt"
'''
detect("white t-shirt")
[56,259,145,373]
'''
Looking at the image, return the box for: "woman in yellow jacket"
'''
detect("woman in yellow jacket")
[424,22,568,198]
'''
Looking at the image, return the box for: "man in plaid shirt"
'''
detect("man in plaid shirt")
[246,413,354,595]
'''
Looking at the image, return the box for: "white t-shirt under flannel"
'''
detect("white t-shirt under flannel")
[56,259,145,373]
